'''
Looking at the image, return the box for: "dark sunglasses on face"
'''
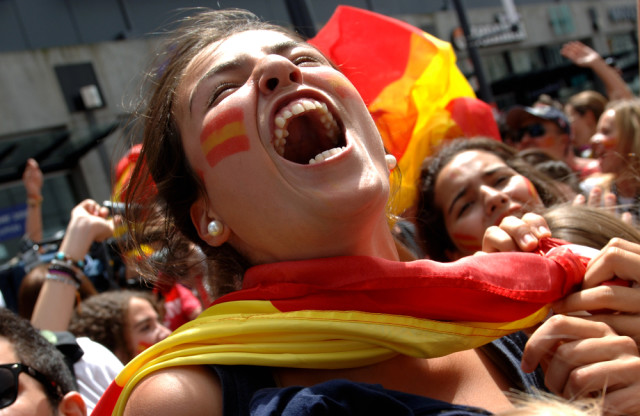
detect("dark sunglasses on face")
[516,123,546,142]
[0,363,63,409]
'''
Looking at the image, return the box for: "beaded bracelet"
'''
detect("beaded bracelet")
[45,273,80,289]
[48,262,82,285]
[54,252,85,269]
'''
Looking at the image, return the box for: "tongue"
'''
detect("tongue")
[283,114,336,164]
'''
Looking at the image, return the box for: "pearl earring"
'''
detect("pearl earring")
[385,154,397,170]
[207,220,223,237]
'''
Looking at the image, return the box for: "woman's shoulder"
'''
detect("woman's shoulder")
[123,365,222,416]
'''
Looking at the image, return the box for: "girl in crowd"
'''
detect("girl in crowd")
[564,90,607,158]
[68,290,171,364]
[417,137,567,262]
[591,98,640,223]
[96,9,640,416]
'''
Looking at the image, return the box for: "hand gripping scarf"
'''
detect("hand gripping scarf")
[93,244,586,415]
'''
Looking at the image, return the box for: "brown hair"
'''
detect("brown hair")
[124,9,306,297]
[567,90,608,121]
[543,203,640,249]
[68,290,161,363]
[416,137,568,261]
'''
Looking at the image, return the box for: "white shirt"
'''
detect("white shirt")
[74,337,124,413]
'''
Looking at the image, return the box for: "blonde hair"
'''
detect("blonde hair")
[606,98,640,158]
[498,391,603,416]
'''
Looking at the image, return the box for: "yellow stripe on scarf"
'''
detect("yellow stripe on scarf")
[112,300,549,415]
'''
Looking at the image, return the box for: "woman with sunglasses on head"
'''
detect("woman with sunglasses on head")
[89,9,640,416]
[0,307,86,416]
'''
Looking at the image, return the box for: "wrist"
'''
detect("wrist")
[27,195,43,207]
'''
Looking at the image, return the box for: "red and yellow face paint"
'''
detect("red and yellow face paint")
[200,107,250,169]
[451,232,482,254]
[523,177,542,205]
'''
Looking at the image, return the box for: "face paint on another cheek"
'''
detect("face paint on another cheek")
[451,232,483,253]
[200,107,250,169]
[136,341,154,354]
[524,177,539,201]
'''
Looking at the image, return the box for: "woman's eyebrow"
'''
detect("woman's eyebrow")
[189,40,301,113]
[189,58,245,113]
[482,165,508,177]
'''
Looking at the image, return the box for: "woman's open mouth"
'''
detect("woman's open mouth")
[272,98,347,165]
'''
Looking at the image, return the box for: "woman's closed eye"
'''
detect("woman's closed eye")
[493,175,509,187]
[292,55,324,67]
[207,82,240,108]
[457,200,474,218]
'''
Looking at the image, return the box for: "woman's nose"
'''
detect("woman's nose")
[255,55,302,95]
[481,186,509,215]
[156,323,172,341]
[590,132,604,146]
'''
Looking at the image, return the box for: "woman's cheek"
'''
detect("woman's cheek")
[449,215,483,254]
[522,177,542,206]
[451,231,483,254]
[200,107,250,169]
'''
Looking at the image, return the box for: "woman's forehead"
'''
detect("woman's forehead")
[189,29,301,71]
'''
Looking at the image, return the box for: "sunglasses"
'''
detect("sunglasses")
[0,363,63,409]
[516,123,546,142]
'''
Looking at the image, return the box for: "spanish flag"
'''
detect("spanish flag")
[92,244,586,415]
[309,6,500,216]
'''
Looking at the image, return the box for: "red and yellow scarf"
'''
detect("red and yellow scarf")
[93,247,586,415]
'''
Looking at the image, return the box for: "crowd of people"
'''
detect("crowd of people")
[1,7,640,416]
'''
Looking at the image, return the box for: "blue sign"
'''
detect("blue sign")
[0,204,26,242]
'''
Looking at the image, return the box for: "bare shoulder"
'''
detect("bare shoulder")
[123,365,223,416]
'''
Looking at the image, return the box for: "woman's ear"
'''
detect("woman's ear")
[190,199,231,247]
[58,391,86,416]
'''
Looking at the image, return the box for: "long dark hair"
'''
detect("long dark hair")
[124,9,306,298]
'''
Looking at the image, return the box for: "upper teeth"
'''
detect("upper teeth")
[273,98,340,158]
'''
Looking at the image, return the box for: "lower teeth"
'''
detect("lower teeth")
[309,146,345,164]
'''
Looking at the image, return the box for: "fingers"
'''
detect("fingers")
[482,214,550,253]
[586,186,602,207]
[553,285,640,315]
[522,315,615,373]
[601,376,640,416]
[522,315,640,415]
[583,238,640,288]
[544,336,638,398]
[482,225,518,253]
[575,315,640,346]
[621,211,633,225]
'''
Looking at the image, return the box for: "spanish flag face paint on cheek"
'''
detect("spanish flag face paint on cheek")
[200,107,250,169]
[524,177,540,203]
[451,232,482,254]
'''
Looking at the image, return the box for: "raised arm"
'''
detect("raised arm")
[22,158,44,243]
[561,41,633,101]
[31,199,114,331]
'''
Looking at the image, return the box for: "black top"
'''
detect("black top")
[210,331,546,415]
